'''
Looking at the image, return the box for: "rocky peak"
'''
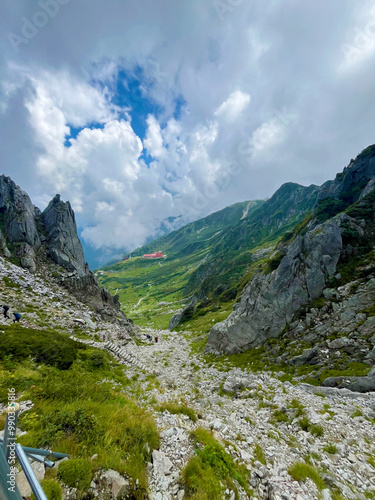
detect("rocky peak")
[42,193,86,276]
[0,175,40,248]
[317,145,375,204]
[0,175,129,325]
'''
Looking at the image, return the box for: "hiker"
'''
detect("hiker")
[155,336,158,343]
[2,305,10,319]
[13,313,21,323]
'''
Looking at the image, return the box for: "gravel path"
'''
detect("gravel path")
[1,257,375,500]
[127,328,375,500]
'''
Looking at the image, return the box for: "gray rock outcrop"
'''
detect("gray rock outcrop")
[42,194,86,275]
[318,145,375,203]
[205,219,343,354]
[0,175,132,327]
[0,176,86,275]
[0,175,40,270]
[0,229,11,258]
[322,374,375,393]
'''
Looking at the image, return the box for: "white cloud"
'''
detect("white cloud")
[214,90,251,123]
[143,114,164,158]
[2,0,375,264]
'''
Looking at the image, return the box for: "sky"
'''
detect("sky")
[1,0,375,267]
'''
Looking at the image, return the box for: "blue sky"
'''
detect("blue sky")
[1,0,375,267]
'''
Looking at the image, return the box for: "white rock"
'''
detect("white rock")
[103,469,129,497]
[152,450,174,477]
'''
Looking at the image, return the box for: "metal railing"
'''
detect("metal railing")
[0,404,69,500]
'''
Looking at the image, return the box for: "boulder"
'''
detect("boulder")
[358,316,375,338]
[327,337,351,349]
[18,243,37,273]
[365,346,375,361]
[103,469,130,498]
[152,450,173,477]
[322,374,375,393]
[288,347,319,366]
[169,312,182,330]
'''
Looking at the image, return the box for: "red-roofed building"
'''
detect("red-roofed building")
[142,251,165,259]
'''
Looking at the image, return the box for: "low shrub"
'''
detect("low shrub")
[58,458,92,490]
[158,403,197,422]
[298,416,323,436]
[323,444,337,454]
[272,409,289,423]
[288,462,325,490]
[0,324,83,370]
[254,443,266,465]
[183,428,252,498]
[309,424,324,437]
[32,480,62,500]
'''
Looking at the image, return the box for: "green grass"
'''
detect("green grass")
[253,443,266,465]
[157,403,197,422]
[271,409,289,423]
[323,444,337,454]
[350,408,363,418]
[0,324,159,498]
[182,428,252,499]
[298,416,324,437]
[287,398,305,417]
[288,462,326,490]
[31,480,62,500]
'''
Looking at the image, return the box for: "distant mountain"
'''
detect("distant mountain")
[97,180,319,329]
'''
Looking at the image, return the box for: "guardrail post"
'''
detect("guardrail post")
[15,444,48,500]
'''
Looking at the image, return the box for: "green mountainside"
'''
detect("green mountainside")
[97,182,318,329]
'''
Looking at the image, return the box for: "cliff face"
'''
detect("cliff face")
[205,146,375,355]
[0,175,133,329]
[205,218,343,354]
[0,176,86,275]
[42,194,86,275]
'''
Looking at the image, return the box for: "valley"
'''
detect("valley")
[1,144,375,499]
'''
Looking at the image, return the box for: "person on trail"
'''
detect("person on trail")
[13,313,21,323]
[2,305,10,319]
[155,336,158,343]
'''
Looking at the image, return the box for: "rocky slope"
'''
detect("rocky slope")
[206,145,375,357]
[0,175,130,325]
[2,257,375,499]
[123,328,375,500]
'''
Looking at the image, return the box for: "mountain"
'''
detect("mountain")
[98,181,319,329]
[205,144,375,388]
[0,175,132,328]
[1,159,375,500]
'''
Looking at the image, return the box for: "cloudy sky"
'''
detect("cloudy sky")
[1,1,375,267]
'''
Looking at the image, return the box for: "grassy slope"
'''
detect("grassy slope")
[97,201,262,329]
[0,323,159,498]
[98,184,318,330]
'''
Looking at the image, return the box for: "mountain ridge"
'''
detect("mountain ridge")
[0,174,133,329]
